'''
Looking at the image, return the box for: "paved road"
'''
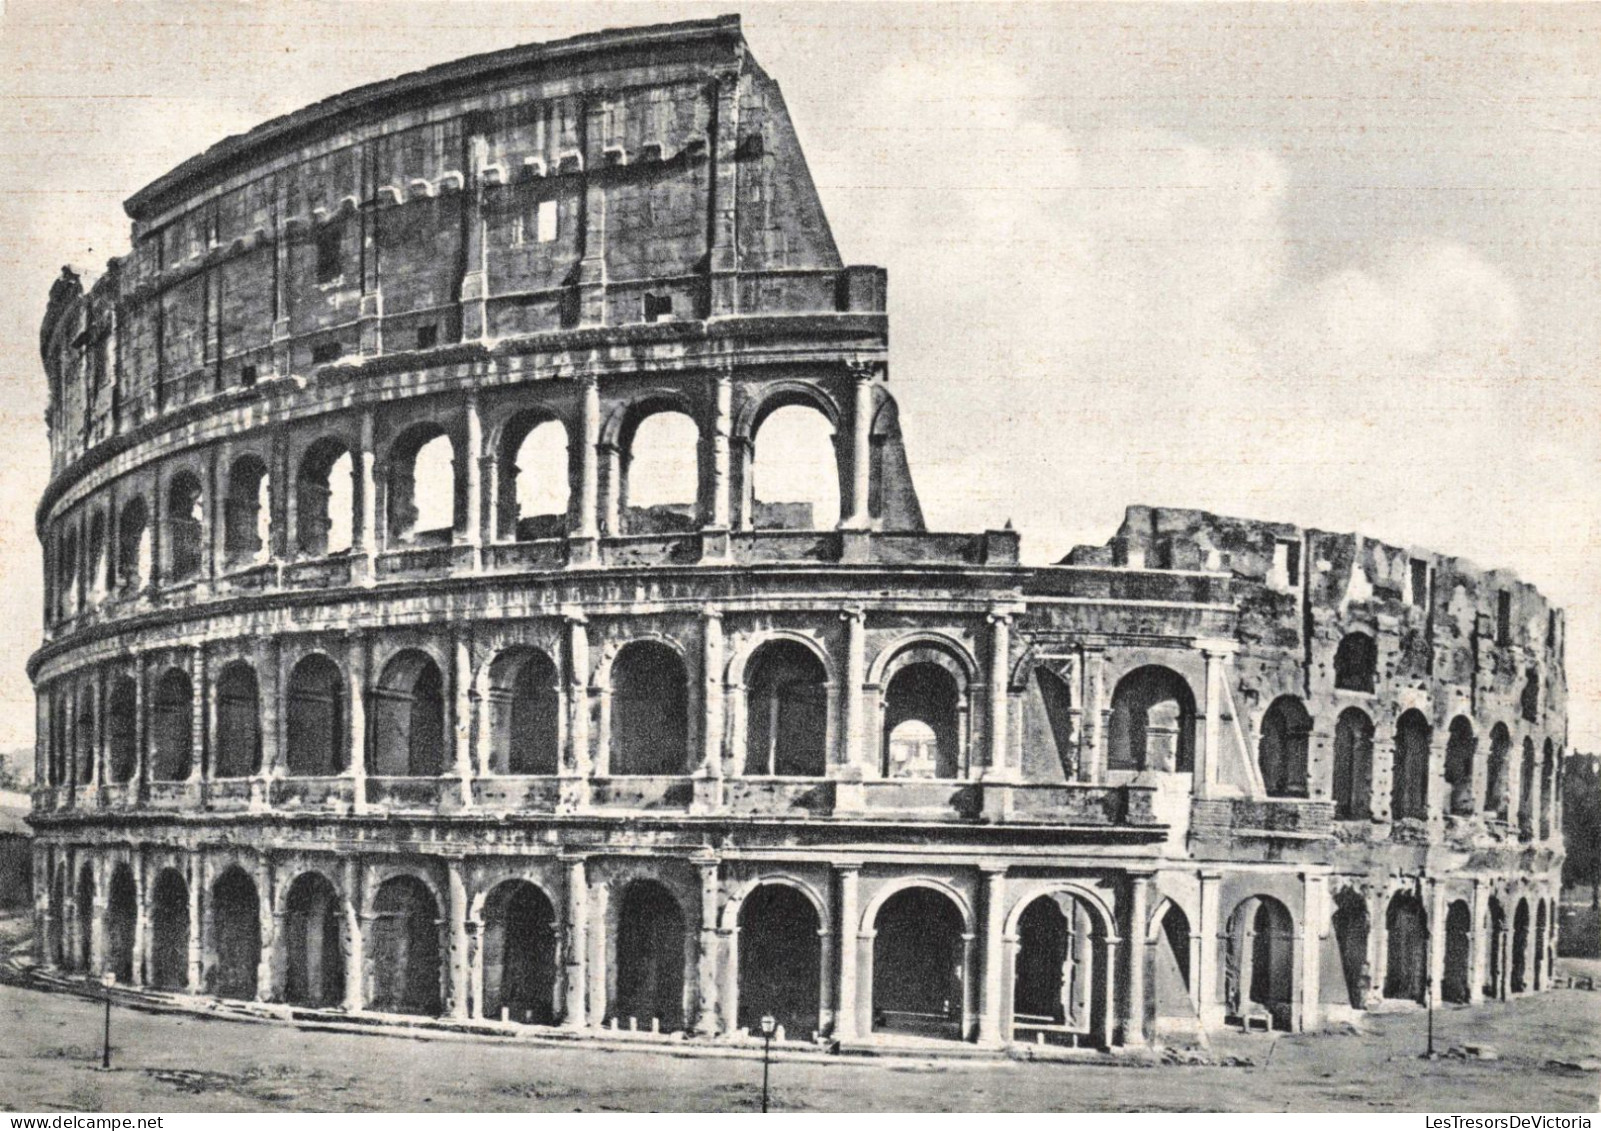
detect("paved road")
[0,976,1596,1113]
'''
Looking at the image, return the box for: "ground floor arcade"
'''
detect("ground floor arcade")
[33,841,1560,1047]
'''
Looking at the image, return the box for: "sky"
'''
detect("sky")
[0,1,1595,751]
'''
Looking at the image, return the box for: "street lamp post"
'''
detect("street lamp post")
[759,1014,776,1113]
[100,971,115,1069]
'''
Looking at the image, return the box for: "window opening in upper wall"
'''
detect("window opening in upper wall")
[315,222,344,284]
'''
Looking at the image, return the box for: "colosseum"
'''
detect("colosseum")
[27,16,1567,1052]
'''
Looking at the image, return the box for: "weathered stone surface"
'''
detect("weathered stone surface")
[27,16,1564,1052]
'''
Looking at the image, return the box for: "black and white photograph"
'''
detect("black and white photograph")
[0,0,1596,1116]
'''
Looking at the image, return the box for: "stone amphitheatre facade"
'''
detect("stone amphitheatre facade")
[28,16,1567,1050]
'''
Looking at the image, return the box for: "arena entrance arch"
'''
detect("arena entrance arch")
[871,886,966,1040]
[1226,896,1294,1030]
[1443,901,1472,1004]
[1331,888,1369,1008]
[1485,898,1506,999]
[1511,899,1529,993]
[481,880,559,1025]
[75,864,94,972]
[106,864,137,984]
[1010,891,1109,1046]
[283,872,345,1008]
[1384,893,1428,1004]
[612,880,687,1032]
[1534,901,1547,990]
[736,883,821,1040]
[369,876,442,1016]
[209,867,261,1001]
[149,869,189,991]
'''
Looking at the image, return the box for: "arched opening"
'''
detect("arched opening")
[223,455,270,568]
[1021,665,1077,784]
[1521,668,1540,724]
[47,866,65,968]
[481,880,558,1025]
[286,654,343,776]
[1332,889,1369,1008]
[749,404,840,530]
[369,875,442,1016]
[47,691,64,786]
[612,879,686,1032]
[213,662,260,779]
[117,497,150,591]
[1334,633,1377,693]
[1518,737,1537,838]
[872,886,965,1040]
[1534,900,1547,989]
[283,872,345,1008]
[57,527,77,618]
[107,676,137,783]
[1384,893,1427,1003]
[620,409,700,534]
[208,867,260,1001]
[1443,901,1472,1004]
[1486,724,1511,818]
[1485,898,1506,999]
[737,884,821,1039]
[497,415,570,541]
[371,650,445,777]
[165,472,204,582]
[388,427,459,545]
[743,641,827,777]
[609,642,689,776]
[150,669,193,781]
[882,647,967,779]
[1258,696,1312,798]
[1152,904,1195,1037]
[1511,898,1530,992]
[106,864,137,984]
[1226,896,1294,1030]
[1391,709,1431,821]
[486,649,561,775]
[1108,666,1196,772]
[1333,707,1374,819]
[74,864,94,972]
[1012,892,1107,1046]
[296,439,355,556]
[149,869,189,991]
[73,689,95,784]
[1442,717,1476,816]
[86,511,107,602]
[1540,740,1556,840]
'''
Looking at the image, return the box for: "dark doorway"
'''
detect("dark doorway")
[744,643,828,777]
[106,865,137,984]
[1332,888,1369,1008]
[613,880,686,1031]
[1012,892,1107,1045]
[482,881,558,1025]
[149,869,189,991]
[1443,901,1472,1004]
[737,884,821,1039]
[369,876,442,1016]
[609,644,689,775]
[209,867,260,1001]
[872,887,965,1039]
[284,872,345,1008]
[1512,899,1529,993]
[1384,894,1427,1003]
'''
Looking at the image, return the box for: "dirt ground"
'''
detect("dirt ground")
[0,965,1596,1114]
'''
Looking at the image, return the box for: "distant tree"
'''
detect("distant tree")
[0,747,36,792]
[1563,754,1601,908]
